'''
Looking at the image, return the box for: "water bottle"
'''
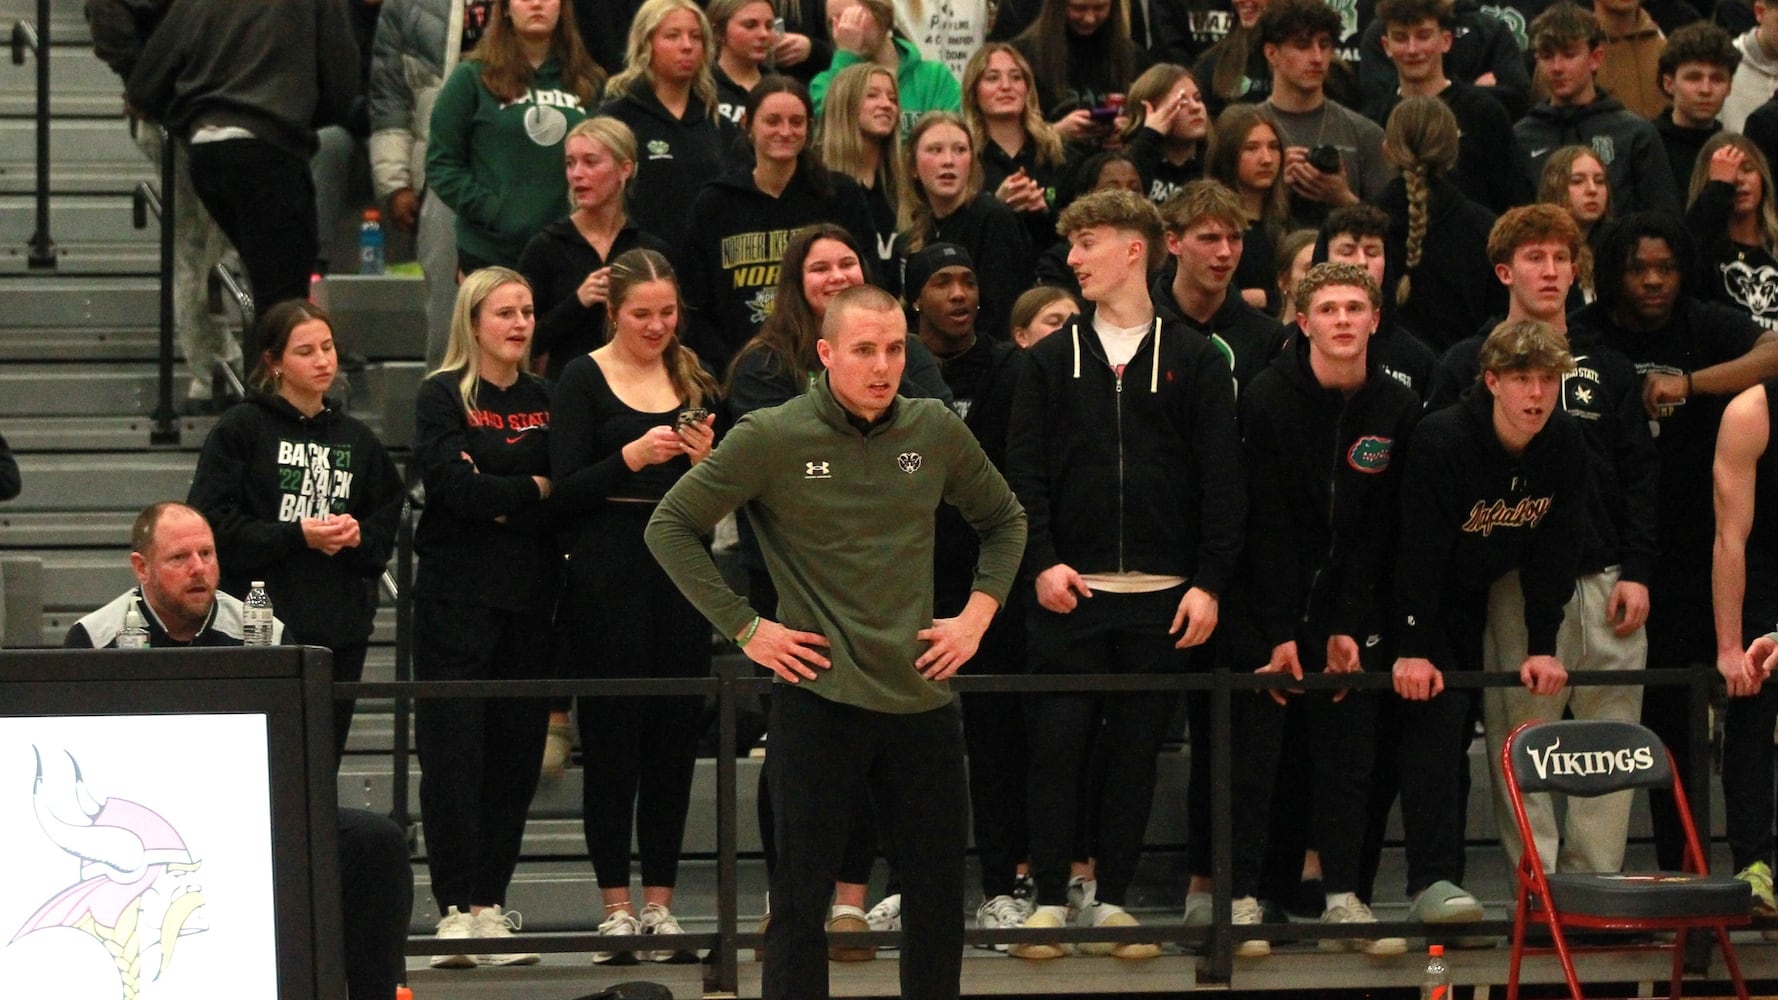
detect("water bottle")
[243,581,274,646]
[1421,943,1451,1000]
[358,208,385,275]
[116,605,150,649]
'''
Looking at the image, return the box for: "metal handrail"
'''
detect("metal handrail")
[342,661,1718,993]
[9,1,55,269]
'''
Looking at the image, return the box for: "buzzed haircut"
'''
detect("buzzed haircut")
[1295,261,1382,314]
[1258,0,1344,48]
[1057,189,1167,271]
[1657,21,1739,79]
[1477,318,1575,374]
[821,283,903,341]
[131,501,204,556]
[1158,180,1248,237]
[1529,2,1602,55]
[1321,203,1391,244]
[1375,0,1455,31]
[1486,203,1582,267]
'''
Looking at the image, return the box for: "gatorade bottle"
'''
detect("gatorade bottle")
[359,208,386,275]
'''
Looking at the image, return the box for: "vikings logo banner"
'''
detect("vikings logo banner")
[0,715,279,999]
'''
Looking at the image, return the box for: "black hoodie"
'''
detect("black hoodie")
[1424,320,1659,586]
[187,394,404,648]
[1379,175,1504,352]
[1006,306,1245,592]
[600,82,740,251]
[1223,339,1422,661]
[892,194,1036,344]
[516,218,671,381]
[1392,387,1591,664]
[678,165,876,375]
[1148,268,1289,392]
[1515,92,1681,216]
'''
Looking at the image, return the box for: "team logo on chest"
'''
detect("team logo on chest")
[897,452,923,474]
[805,461,832,479]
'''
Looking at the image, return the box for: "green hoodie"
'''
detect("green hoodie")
[427,58,591,266]
[810,38,962,132]
[646,375,1025,714]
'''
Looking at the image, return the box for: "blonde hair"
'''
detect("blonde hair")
[1537,146,1607,296]
[1383,96,1458,309]
[436,267,534,414]
[607,0,720,113]
[606,249,720,408]
[561,117,638,210]
[819,64,905,203]
[959,43,1064,169]
[899,112,983,253]
[1687,131,1778,260]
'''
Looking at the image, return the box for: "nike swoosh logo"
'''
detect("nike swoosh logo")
[505,435,527,444]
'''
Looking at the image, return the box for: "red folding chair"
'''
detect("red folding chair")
[1503,719,1752,1000]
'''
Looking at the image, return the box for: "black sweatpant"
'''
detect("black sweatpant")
[1230,684,1377,899]
[763,685,968,1000]
[337,807,413,1000]
[1724,611,1778,872]
[330,640,368,769]
[1641,572,1715,872]
[558,505,710,889]
[414,597,549,912]
[184,137,315,363]
[961,586,1031,899]
[1026,587,1188,909]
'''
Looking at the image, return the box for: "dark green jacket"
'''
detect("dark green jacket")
[646,375,1026,714]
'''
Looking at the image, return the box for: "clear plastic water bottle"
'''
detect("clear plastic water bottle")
[243,581,274,646]
[358,208,385,275]
[1421,943,1451,1000]
[116,605,150,649]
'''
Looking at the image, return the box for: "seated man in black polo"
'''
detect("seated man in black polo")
[65,501,412,999]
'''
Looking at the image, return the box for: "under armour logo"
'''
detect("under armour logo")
[897,452,923,474]
[805,461,832,479]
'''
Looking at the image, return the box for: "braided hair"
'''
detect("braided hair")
[1382,96,1458,308]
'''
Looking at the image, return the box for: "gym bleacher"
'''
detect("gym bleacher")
[8,0,1778,995]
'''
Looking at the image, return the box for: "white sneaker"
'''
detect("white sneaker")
[866,893,901,950]
[430,906,477,969]
[639,901,697,963]
[1075,900,1161,960]
[1008,904,1070,960]
[976,894,1028,952]
[595,908,642,965]
[1066,876,1097,920]
[1320,898,1407,956]
[472,904,540,966]
[1233,896,1270,958]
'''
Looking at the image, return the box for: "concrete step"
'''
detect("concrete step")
[0,276,157,326]
[0,363,193,416]
[0,41,125,118]
[0,116,144,173]
[2,193,155,247]
[7,451,194,511]
[0,0,91,44]
[0,326,169,362]
[0,414,214,451]
[0,238,159,273]
[0,157,147,195]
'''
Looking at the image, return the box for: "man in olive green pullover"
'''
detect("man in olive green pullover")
[646,285,1025,1000]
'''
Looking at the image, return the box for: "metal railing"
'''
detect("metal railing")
[10,0,55,269]
[346,569,1722,993]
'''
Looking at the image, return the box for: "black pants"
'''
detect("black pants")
[1641,571,1715,871]
[1026,587,1187,908]
[748,568,877,886]
[330,640,368,769]
[1724,611,1778,871]
[763,685,967,1000]
[337,807,413,999]
[558,506,709,889]
[1360,608,1483,901]
[414,598,549,912]
[184,137,315,363]
[1231,685,1377,899]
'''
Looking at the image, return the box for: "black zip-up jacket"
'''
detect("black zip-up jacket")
[516,218,671,381]
[679,165,876,374]
[1005,306,1245,593]
[599,82,739,251]
[1393,388,1591,663]
[1233,341,1422,653]
[1150,270,1289,392]
[411,371,559,616]
[1425,321,1659,585]
[187,394,404,648]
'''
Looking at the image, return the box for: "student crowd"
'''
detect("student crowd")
[83,0,1778,992]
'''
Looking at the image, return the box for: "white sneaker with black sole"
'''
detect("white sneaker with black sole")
[595,908,641,965]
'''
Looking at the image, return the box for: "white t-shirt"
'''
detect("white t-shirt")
[1094,314,1153,370]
